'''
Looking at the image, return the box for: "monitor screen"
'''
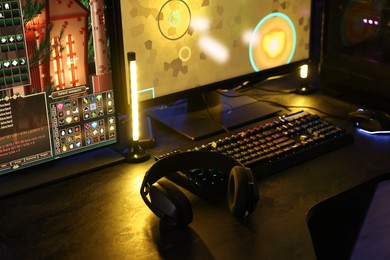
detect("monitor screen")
[0,0,119,177]
[108,0,313,140]
[111,0,312,103]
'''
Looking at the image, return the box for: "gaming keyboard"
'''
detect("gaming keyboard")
[155,110,353,199]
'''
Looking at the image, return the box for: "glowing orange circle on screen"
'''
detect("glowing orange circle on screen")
[249,13,296,72]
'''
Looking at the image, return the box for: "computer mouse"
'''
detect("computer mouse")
[348,108,390,134]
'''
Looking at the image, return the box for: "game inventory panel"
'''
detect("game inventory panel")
[50,90,116,156]
[0,0,30,88]
[0,90,117,173]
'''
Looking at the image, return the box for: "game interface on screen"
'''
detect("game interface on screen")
[0,0,117,175]
[119,0,311,101]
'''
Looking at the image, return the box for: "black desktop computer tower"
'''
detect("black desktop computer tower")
[320,0,390,112]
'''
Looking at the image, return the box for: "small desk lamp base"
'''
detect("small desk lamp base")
[126,141,150,163]
[296,81,315,95]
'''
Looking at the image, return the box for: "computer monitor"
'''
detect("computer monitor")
[108,0,313,140]
[0,0,122,192]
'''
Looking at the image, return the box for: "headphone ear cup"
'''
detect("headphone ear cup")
[227,166,259,218]
[150,179,193,226]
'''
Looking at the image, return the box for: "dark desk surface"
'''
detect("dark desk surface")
[1,89,390,259]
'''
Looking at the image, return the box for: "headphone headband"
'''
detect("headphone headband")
[143,151,242,186]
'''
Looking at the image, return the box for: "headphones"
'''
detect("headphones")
[140,151,259,226]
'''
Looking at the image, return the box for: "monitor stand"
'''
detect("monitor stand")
[146,90,281,140]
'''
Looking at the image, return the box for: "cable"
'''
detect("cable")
[252,85,297,94]
[216,89,292,111]
[246,73,298,94]
[217,89,350,122]
[201,92,230,133]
